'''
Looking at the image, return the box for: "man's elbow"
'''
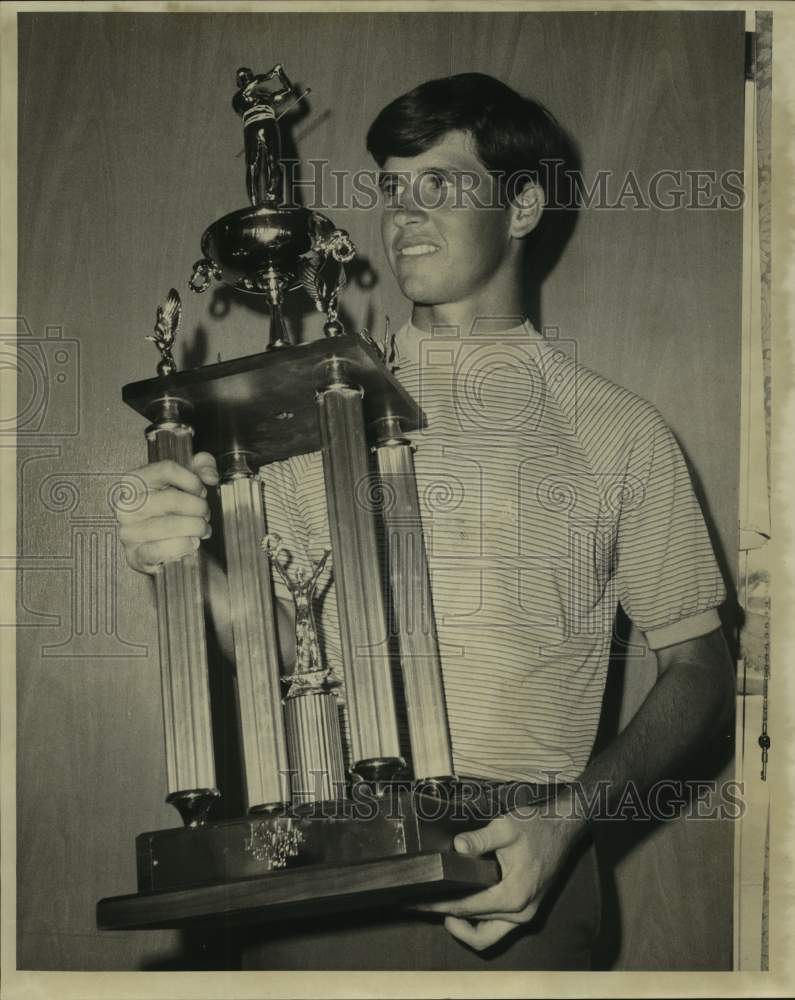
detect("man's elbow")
[695,630,736,739]
[658,627,736,739]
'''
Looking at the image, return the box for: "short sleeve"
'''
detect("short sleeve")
[614,411,726,650]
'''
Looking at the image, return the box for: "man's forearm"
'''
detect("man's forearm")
[561,628,735,823]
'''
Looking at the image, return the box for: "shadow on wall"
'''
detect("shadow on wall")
[524,123,582,329]
[139,928,243,971]
[681,444,742,661]
[590,607,735,971]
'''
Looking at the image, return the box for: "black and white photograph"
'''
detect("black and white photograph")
[1,2,791,995]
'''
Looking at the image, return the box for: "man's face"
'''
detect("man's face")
[378,130,515,310]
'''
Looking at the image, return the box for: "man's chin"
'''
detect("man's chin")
[393,276,445,307]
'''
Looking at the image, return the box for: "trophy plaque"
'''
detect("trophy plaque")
[97,65,499,933]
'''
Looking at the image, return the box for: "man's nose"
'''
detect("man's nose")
[393,185,427,226]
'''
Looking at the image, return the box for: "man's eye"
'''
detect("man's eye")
[423,172,449,191]
[415,172,452,205]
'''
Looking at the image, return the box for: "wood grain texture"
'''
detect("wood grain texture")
[97,852,500,930]
[17,10,743,970]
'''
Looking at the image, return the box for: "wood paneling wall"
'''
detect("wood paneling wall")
[16,11,744,970]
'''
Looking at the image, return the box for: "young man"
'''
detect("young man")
[118,73,734,970]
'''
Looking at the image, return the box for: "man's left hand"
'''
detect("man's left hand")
[413,803,585,951]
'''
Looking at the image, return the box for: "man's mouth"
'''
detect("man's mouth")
[397,243,440,257]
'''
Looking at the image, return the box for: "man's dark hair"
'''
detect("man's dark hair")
[366,72,572,208]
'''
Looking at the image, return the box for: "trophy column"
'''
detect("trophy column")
[219,451,290,812]
[145,396,219,826]
[316,358,403,780]
[374,417,454,783]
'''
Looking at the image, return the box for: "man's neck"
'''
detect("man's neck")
[410,303,528,335]
[409,266,530,335]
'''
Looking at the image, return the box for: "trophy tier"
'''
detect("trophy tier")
[123,333,425,465]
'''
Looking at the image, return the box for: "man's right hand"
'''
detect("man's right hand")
[117,452,220,575]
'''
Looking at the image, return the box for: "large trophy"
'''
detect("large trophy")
[98,65,497,931]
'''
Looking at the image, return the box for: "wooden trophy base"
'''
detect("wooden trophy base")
[96,787,500,930]
[122,332,424,467]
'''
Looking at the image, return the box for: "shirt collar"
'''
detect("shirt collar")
[402,316,544,341]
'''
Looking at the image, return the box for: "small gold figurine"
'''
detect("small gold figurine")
[261,535,341,698]
[146,289,181,377]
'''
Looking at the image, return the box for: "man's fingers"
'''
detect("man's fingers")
[115,458,219,578]
[192,452,220,486]
[457,902,540,924]
[454,814,518,858]
[133,537,201,573]
[137,460,207,496]
[443,916,515,951]
[413,881,517,918]
[119,514,210,548]
[123,487,210,522]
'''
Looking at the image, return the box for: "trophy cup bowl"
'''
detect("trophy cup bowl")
[200,204,313,290]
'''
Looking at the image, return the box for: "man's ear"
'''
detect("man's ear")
[509,182,544,239]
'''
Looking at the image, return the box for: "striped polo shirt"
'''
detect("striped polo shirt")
[260,321,725,783]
